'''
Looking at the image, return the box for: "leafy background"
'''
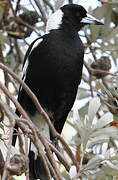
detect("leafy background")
[1,0,118,179]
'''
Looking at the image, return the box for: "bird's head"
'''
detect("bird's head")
[46,4,103,33]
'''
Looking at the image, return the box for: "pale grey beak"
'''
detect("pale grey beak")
[81,13,104,25]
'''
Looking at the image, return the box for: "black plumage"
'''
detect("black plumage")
[14,4,103,180]
[19,30,84,132]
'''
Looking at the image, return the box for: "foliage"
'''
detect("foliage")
[69,97,118,180]
[0,0,118,179]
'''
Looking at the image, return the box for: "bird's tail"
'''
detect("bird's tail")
[29,112,50,180]
[29,145,48,180]
[12,109,21,146]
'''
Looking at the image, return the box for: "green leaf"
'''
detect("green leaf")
[77,88,90,100]
[0,7,4,21]
[0,31,9,48]
[79,102,89,118]
[103,27,118,42]
[90,4,113,42]
[0,123,4,131]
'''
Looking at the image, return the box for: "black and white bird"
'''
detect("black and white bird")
[14,4,103,180]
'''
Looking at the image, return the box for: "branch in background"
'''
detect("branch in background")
[13,39,22,72]
[46,156,58,179]
[0,98,51,180]
[34,0,47,24]
[0,63,57,137]
[0,100,63,179]
[84,33,97,62]
[15,0,21,14]
[0,63,78,167]
[84,61,94,97]
[1,1,118,179]
[6,0,40,40]
[83,31,98,97]
[14,16,40,36]
[0,63,78,179]
[0,43,10,105]
[29,0,42,19]
[0,100,28,180]
[0,62,76,163]
[84,60,116,97]
[57,134,78,168]
[84,61,115,77]
[43,0,54,12]
[89,75,94,97]
[0,149,5,178]
[38,134,63,180]
[1,102,16,180]
[7,0,16,17]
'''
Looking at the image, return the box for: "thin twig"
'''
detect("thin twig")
[57,134,78,167]
[29,0,42,19]
[0,99,51,180]
[0,43,10,105]
[17,119,52,180]
[14,16,40,36]
[49,143,70,171]
[45,156,58,179]
[34,0,47,24]
[0,149,5,177]
[0,63,57,137]
[13,39,22,72]
[43,0,54,12]
[0,102,15,180]
[84,33,97,62]
[15,0,21,14]
[7,0,17,17]
[0,63,77,176]
[84,61,116,77]
[0,82,30,120]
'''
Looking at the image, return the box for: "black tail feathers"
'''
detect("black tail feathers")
[29,150,48,180]
[12,109,21,146]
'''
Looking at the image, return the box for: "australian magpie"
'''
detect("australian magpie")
[14,4,103,180]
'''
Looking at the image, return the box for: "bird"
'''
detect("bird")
[13,4,103,180]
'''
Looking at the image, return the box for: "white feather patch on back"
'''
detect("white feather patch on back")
[46,9,64,33]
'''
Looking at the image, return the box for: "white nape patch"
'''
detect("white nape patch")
[46,9,64,33]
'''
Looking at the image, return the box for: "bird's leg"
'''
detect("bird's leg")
[50,132,60,151]
[52,137,60,150]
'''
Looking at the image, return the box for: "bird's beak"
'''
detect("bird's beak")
[81,13,104,25]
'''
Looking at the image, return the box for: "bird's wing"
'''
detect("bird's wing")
[17,36,44,108]
[22,37,43,69]
[13,36,44,145]
[22,37,44,79]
